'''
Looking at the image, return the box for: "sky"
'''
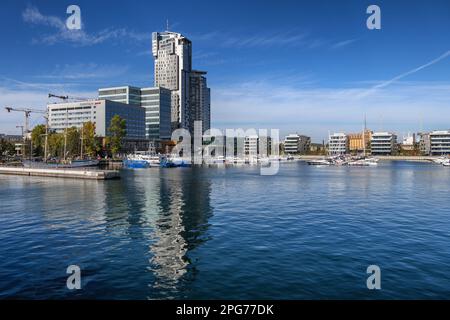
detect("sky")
[0,0,449,141]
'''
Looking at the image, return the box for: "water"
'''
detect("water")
[1,161,450,299]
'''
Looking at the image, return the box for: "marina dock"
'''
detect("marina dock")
[0,166,120,180]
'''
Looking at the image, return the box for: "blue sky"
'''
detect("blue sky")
[0,0,449,141]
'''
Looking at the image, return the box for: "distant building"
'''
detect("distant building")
[47,99,146,141]
[418,132,431,155]
[328,133,348,155]
[400,133,416,152]
[0,134,22,143]
[348,130,372,154]
[429,130,450,155]
[99,86,172,141]
[244,135,259,157]
[370,132,397,155]
[283,134,311,154]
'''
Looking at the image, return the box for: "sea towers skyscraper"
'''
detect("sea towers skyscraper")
[152,30,210,134]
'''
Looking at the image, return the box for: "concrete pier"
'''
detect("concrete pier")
[0,166,120,180]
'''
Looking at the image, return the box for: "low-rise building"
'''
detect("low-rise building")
[418,133,431,155]
[328,133,348,155]
[429,130,450,155]
[48,99,145,139]
[283,134,311,154]
[348,130,372,154]
[370,132,397,155]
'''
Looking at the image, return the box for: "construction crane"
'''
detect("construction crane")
[4,106,47,160]
[48,93,91,102]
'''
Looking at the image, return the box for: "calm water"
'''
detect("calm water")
[1,161,450,299]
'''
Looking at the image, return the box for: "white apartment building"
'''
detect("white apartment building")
[429,130,450,155]
[284,134,311,154]
[47,99,146,139]
[371,132,397,155]
[328,133,348,155]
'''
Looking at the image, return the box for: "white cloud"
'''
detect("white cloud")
[22,5,150,46]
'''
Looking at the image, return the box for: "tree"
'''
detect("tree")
[31,124,46,157]
[0,139,15,157]
[48,132,64,158]
[107,115,126,157]
[81,121,100,157]
[66,127,80,158]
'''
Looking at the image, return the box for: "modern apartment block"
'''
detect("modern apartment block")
[370,132,397,155]
[419,133,431,155]
[99,86,172,141]
[328,133,348,155]
[284,134,311,154]
[152,30,211,134]
[47,99,146,139]
[429,130,450,155]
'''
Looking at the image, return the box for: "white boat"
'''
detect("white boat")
[307,158,332,166]
[126,153,160,167]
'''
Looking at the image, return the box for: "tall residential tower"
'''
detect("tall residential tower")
[152,30,210,134]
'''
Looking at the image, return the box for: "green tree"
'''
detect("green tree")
[0,139,16,157]
[31,124,46,157]
[107,115,126,157]
[81,121,100,157]
[66,126,80,158]
[48,132,64,158]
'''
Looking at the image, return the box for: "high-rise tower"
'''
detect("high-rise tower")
[152,31,192,131]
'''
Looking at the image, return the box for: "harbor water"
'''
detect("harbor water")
[1,161,450,299]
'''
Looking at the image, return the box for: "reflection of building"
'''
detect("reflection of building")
[148,169,212,294]
[429,130,450,155]
[348,130,372,154]
[371,132,397,155]
[328,133,348,155]
[284,134,310,154]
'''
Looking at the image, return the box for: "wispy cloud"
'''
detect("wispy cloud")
[358,50,450,98]
[331,39,358,49]
[22,5,150,46]
[36,63,130,80]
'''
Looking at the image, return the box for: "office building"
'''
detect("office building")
[47,99,145,140]
[98,86,142,105]
[328,133,348,155]
[284,134,311,154]
[370,132,397,155]
[189,70,211,133]
[429,130,450,155]
[99,86,172,141]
